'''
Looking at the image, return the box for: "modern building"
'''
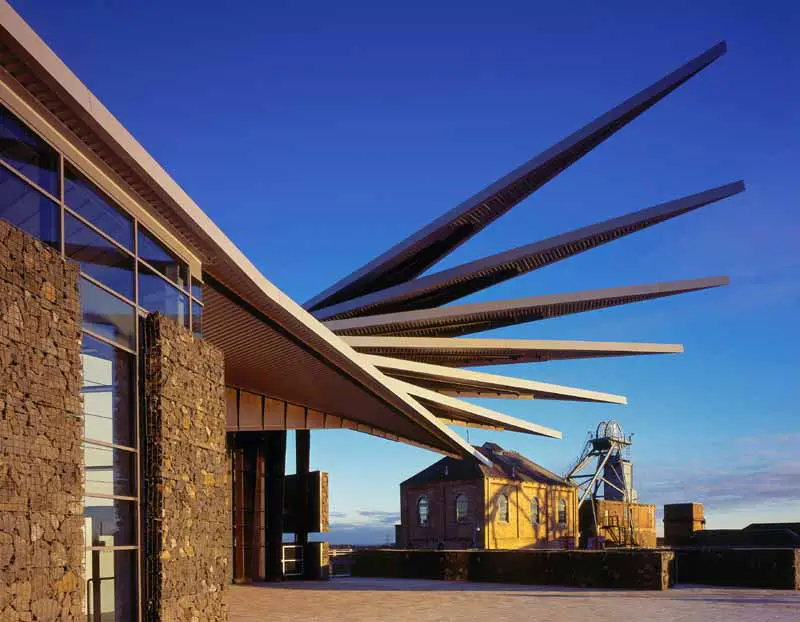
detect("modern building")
[397,442,578,550]
[0,2,743,620]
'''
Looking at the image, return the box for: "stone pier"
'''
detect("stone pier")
[141,313,231,621]
[0,220,84,621]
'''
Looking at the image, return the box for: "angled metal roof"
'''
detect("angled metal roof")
[306,42,728,313]
[344,336,684,367]
[314,182,744,320]
[326,276,728,338]
[365,354,627,403]
[0,3,491,461]
[387,378,563,439]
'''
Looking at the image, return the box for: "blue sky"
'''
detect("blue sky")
[14,0,799,543]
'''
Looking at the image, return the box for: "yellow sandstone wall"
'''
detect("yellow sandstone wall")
[484,479,577,550]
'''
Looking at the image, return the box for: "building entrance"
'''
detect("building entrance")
[230,430,326,582]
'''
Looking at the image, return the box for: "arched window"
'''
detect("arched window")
[558,498,568,526]
[497,493,510,523]
[417,496,430,527]
[455,494,468,523]
[531,498,540,525]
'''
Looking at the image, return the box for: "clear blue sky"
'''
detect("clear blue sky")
[14,0,799,543]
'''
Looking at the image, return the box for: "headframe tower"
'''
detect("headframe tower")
[566,421,638,546]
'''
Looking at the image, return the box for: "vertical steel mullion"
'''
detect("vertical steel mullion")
[134,220,139,313]
[187,266,192,334]
[59,153,65,257]
[133,218,142,622]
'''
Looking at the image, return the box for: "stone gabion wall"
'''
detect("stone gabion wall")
[0,220,84,620]
[141,314,230,621]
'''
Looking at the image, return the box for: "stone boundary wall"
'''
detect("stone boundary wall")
[675,548,800,590]
[352,549,674,590]
[0,221,84,620]
[142,314,230,621]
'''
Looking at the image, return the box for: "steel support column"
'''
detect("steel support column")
[265,430,287,581]
[295,429,310,548]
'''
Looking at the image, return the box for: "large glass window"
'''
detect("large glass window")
[138,263,189,327]
[65,163,133,250]
[79,278,136,350]
[138,226,188,290]
[83,442,137,498]
[0,164,59,247]
[497,493,510,523]
[84,496,137,546]
[558,499,568,526]
[192,300,203,338]
[455,494,468,523]
[0,103,59,195]
[84,549,138,621]
[65,213,135,300]
[81,335,135,448]
[191,277,203,302]
[417,496,429,527]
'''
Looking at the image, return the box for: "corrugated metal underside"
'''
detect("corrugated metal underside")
[201,283,459,451]
[314,182,744,321]
[325,277,728,338]
[343,336,684,368]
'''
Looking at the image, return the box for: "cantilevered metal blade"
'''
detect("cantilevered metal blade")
[325,276,728,338]
[365,354,627,403]
[387,378,563,438]
[314,181,744,320]
[306,42,728,313]
[345,336,683,367]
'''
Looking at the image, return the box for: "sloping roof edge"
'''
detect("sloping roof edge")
[0,1,489,461]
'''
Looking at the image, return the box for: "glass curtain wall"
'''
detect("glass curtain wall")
[0,102,204,621]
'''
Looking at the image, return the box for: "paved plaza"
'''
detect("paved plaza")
[229,577,800,621]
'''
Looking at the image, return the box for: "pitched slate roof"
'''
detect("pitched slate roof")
[401,442,573,487]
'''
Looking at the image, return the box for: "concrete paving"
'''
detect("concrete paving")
[229,577,800,621]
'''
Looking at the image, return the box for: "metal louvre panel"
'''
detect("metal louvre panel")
[306,42,728,313]
[325,277,728,338]
[343,336,683,367]
[314,182,744,320]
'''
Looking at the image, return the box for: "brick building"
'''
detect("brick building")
[580,499,657,548]
[398,443,578,550]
